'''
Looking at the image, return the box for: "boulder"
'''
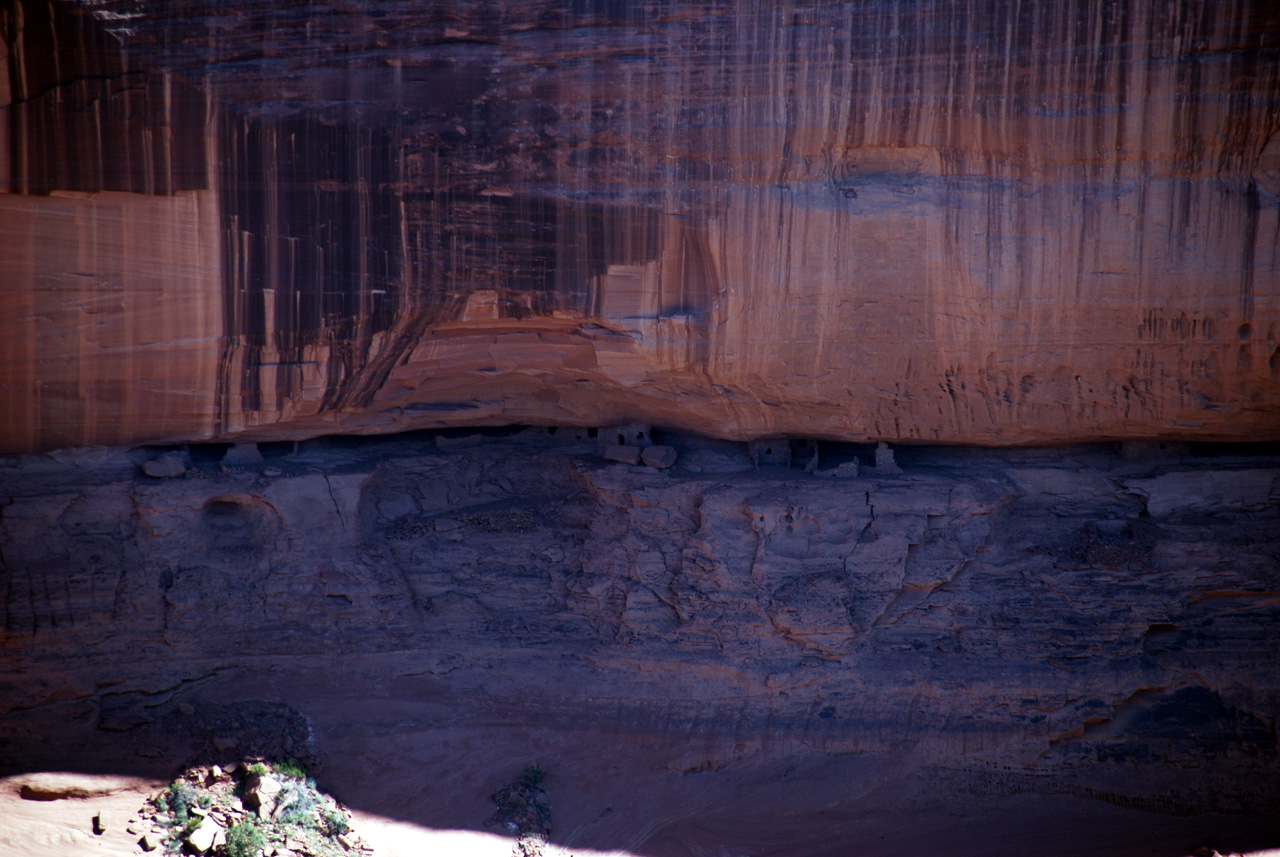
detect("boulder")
[640,445,677,469]
[244,773,283,818]
[17,773,138,801]
[142,452,187,478]
[139,832,161,852]
[185,817,223,854]
[817,461,859,479]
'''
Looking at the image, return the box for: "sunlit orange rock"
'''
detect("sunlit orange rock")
[2,0,1278,452]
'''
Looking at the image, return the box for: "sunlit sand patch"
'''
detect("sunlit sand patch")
[0,772,643,857]
[0,773,164,857]
[350,813,641,857]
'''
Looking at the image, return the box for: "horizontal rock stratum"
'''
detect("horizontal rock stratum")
[1,0,1279,452]
[2,434,1278,854]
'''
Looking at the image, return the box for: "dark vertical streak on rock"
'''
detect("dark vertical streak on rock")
[1240,183,1259,323]
[4,0,1278,448]
[215,112,405,415]
[212,94,715,418]
[2,0,207,195]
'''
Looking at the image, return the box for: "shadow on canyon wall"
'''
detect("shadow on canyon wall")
[1,430,1278,856]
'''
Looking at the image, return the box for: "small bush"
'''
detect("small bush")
[490,765,551,838]
[273,758,308,781]
[323,810,350,838]
[224,820,266,857]
[165,781,199,824]
[275,781,317,827]
[247,762,269,777]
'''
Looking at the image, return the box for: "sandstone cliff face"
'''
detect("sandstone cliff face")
[3,0,1280,452]
[2,2,1279,854]
[1,436,1278,853]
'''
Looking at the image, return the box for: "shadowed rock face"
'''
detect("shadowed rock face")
[2,0,1280,452]
[1,435,1278,855]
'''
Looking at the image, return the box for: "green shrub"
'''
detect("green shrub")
[490,765,551,839]
[323,810,350,838]
[247,762,269,777]
[275,781,317,827]
[165,781,199,824]
[272,758,308,781]
[224,820,266,857]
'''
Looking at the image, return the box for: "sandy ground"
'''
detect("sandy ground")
[349,811,637,857]
[0,774,162,857]
[0,773,638,857]
[3,772,1280,857]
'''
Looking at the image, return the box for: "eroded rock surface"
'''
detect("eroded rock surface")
[2,0,1279,451]
[0,433,1277,854]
